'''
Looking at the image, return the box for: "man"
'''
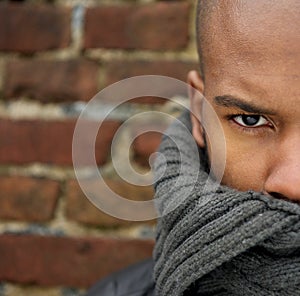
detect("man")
[87,0,300,295]
[189,0,300,199]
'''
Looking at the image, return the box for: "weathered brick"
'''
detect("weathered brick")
[84,2,190,50]
[133,131,162,167]
[66,179,155,226]
[4,59,99,102]
[104,60,198,103]
[0,176,59,222]
[0,3,71,53]
[0,119,120,166]
[106,60,198,85]
[0,234,154,287]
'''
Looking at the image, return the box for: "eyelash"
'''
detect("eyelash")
[227,113,273,134]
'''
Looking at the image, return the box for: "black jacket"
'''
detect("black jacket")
[86,258,155,296]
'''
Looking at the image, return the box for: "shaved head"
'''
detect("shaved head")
[196,0,300,79]
[196,0,218,78]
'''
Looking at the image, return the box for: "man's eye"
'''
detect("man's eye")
[232,115,268,127]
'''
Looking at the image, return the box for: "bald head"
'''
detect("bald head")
[196,0,300,79]
[196,0,217,78]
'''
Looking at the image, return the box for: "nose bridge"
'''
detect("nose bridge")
[265,127,300,201]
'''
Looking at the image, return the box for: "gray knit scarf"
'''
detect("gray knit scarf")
[153,110,300,296]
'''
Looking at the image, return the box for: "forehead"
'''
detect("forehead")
[204,0,300,75]
[203,0,300,110]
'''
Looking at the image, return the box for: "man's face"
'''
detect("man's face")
[190,0,300,202]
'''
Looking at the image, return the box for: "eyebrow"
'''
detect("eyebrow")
[214,95,276,115]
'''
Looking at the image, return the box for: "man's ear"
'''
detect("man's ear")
[187,70,206,148]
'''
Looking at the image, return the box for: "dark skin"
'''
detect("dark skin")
[189,0,300,202]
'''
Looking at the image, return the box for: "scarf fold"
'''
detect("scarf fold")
[153,110,300,296]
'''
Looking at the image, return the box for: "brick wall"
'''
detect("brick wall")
[0,0,198,295]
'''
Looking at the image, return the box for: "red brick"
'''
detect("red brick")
[106,60,198,85]
[104,60,198,103]
[84,2,190,50]
[133,131,162,167]
[0,176,59,222]
[0,234,154,287]
[66,179,155,226]
[0,119,120,166]
[0,3,71,53]
[4,59,99,102]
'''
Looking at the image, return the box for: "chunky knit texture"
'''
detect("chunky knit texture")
[153,110,300,296]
